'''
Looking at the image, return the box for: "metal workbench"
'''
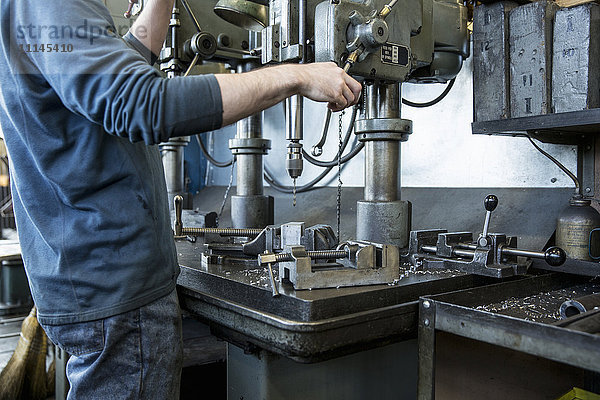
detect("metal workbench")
[177,187,573,360]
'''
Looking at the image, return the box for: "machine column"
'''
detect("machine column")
[355,81,412,248]
[229,62,274,229]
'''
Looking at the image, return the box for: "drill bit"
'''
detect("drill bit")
[293,178,297,207]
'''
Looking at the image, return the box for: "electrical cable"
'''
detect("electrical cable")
[525,135,581,195]
[402,78,455,108]
[195,134,234,168]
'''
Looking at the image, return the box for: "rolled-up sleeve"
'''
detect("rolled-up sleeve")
[10,0,223,144]
[122,31,157,65]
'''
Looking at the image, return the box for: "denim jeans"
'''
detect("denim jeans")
[41,289,183,399]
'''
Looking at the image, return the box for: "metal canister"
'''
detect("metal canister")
[556,197,600,261]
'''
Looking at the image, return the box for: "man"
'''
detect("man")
[0,0,361,398]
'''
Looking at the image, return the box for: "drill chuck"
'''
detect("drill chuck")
[286,142,304,179]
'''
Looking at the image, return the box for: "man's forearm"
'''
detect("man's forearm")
[130,0,175,57]
[215,65,298,126]
[215,63,362,127]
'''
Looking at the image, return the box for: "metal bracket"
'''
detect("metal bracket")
[578,138,595,197]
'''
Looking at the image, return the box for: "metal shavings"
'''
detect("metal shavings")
[219,267,277,288]
[476,285,600,323]
[387,266,462,285]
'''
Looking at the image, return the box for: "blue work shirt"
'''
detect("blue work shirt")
[0,0,223,325]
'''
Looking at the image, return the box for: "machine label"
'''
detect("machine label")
[381,43,409,67]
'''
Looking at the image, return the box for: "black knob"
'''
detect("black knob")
[545,246,566,266]
[484,195,498,212]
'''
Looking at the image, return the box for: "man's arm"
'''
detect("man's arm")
[215,63,362,126]
[18,0,359,145]
[130,0,174,59]
[130,0,362,127]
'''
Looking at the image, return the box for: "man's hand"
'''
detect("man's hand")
[215,62,362,126]
[294,62,362,111]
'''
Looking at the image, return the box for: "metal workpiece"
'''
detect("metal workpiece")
[231,195,274,229]
[473,2,517,121]
[552,3,600,113]
[509,0,557,117]
[241,223,337,257]
[560,293,600,319]
[356,200,412,248]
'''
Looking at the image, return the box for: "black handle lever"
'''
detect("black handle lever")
[484,194,498,212]
[545,246,567,266]
[478,194,498,247]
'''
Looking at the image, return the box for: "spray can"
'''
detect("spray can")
[556,197,600,261]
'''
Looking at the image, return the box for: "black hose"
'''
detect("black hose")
[264,140,364,194]
[303,107,359,167]
[195,134,234,168]
[402,78,455,108]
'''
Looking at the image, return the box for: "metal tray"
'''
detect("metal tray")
[417,273,600,399]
